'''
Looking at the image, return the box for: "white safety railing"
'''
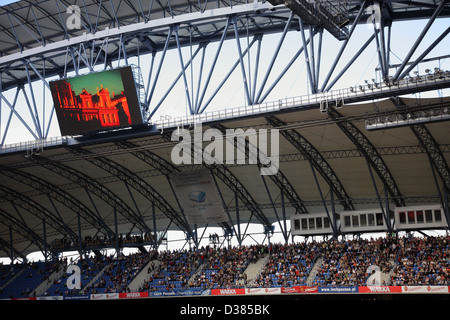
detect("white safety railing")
[0,136,68,155]
[151,70,450,130]
[1,70,448,155]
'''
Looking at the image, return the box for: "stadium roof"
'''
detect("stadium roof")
[0,95,449,259]
[1,0,449,91]
[0,0,449,261]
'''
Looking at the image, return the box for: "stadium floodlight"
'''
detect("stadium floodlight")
[365,107,450,131]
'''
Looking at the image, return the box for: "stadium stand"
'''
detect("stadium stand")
[44,255,109,297]
[391,236,450,285]
[251,243,318,287]
[86,251,154,294]
[1,234,450,299]
[0,259,64,299]
[188,245,265,290]
[311,237,397,286]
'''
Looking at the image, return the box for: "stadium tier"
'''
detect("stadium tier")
[1,0,449,307]
[1,234,450,300]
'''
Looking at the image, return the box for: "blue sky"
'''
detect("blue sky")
[0,0,18,6]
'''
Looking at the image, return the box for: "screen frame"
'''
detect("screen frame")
[50,66,143,136]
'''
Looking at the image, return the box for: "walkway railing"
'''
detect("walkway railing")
[1,70,449,155]
[151,70,450,130]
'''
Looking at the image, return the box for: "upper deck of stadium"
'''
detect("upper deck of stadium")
[0,90,449,259]
[0,0,449,261]
[1,0,449,91]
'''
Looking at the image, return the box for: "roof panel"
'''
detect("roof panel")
[383,153,437,197]
[327,157,376,199]
[0,88,449,257]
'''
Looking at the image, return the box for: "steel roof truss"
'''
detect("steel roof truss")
[328,106,405,207]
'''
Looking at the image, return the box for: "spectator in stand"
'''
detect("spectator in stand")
[9,233,450,298]
[391,235,450,285]
[253,242,318,288]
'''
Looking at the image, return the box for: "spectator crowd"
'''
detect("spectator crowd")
[1,234,450,298]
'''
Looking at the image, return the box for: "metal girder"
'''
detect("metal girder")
[410,124,450,192]
[116,138,269,232]
[0,2,294,92]
[0,165,115,238]
[187,132,275,230]
[116,139,234,237]
[274,0,350,40]
[116,140,176,175]
[327,106,405,207]
[1,0,449,147]
[392,0,449,81]
[213,123,308,215]
[193,140,272,232]
[0,208,48,258]
[0,1,284,63]
[161,123,274,229]
[27,154,148,239]
[0,185,78,241]
[412,122,450,228]
[0,236,25,262]
[1,0,449,66]
[116,140,184,249]
[66,146,192,236]
[209,162,273,228]
[265,115,354,210]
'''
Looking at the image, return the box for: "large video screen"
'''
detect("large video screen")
[50,66,143,136]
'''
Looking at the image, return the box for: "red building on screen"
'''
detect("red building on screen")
[52,80,132,128]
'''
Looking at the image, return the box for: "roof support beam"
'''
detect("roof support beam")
[0,235,25,263]
[410,124,450,192]
[428,149,450,229]
[392,0,448,81]
[254,12,294,103]
[116,139,232,235]
[309,160,338,237]
[0,165,115,238]
[212,173,239,242]
[232,15,252,107]
[27,154,147,240]
[260,174,288,243]
[397,26,450,81]
[197,34,260,114]
[327,106,405,207]
[266,115,354,210]
[214,123,307,215]
[0,185,78,242]
[365,157,392,233]
[67,146,191,236]
[0,208,48,259]
[410,123,450,226]
[0,1,279,66]
[117,138,268,233]
[320,0,367,92]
